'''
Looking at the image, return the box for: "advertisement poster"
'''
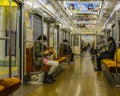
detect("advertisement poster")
[73,14,98,22]
[81,35,95,42]
[66,1,101,13]
[77,24,96,29]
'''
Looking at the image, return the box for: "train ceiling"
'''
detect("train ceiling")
[55,0,118,34]
[27,0,119,34]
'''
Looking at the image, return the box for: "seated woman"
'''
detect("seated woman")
[95,37,116,71]
[34,35,59,83]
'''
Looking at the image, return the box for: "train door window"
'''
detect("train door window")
[70,35,72,46]
[112,24,116,40]
[54,28,58,57]
[65,32,67,39]
[43,21,49,46]
[68,33,70,43]
[67,33,70,44]
[33,15,42,41]
[57,26,60,57]
[74,35,79,46]
[0,1,21,78]
[107,30,110,38]
[63,31,66,40]
[111,24,115,37]
[59,30,63,43]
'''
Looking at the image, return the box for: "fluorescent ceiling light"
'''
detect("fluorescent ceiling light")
[25,1,32,6]
[63,1,67,8]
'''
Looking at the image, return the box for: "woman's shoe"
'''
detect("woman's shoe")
[44,74,54,83]
[50,75,56,82]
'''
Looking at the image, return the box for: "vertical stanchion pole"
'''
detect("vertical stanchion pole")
[115,11,120,76]
[41,10,44,71]
[9,0,12,78]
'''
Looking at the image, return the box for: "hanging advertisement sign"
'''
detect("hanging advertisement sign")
[73,14,98,22]
[66,1,101,13]
[77,24,96,29]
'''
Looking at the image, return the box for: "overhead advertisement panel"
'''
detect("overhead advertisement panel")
[77,24,96,29]
[81,35,95,42]
[73,14,98,23]
[66,1,101,13]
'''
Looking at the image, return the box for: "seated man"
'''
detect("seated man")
[34,35,59,83]
[95,37,116,71]
[62,39,74,63]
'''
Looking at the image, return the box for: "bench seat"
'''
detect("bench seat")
[54,57,67,63]
[105,63,120,73]
[63,55,71,58]
[0,77,21,96]
[26,47,71,72]
[102,49,120,73]
[0,85,5,94]
[102,59,116,65]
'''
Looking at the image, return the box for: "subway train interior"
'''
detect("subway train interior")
[1,0,120,96]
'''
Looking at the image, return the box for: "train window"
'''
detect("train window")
[70,35,72,46]
[65,32,67,39]
[43,22,49,46]
[74,35,79,46]
[53,28,58,57]
[63,32,66,40]
[33,15,42,41]
[107,30,110,38]
[111,24,115,37]
[112,24,116,41]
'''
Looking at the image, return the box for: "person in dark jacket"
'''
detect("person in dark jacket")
[34,35,59,83]
[62,39,74,63]
[95,37,116,71]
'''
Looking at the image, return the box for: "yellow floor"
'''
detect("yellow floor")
[26,54,120,96]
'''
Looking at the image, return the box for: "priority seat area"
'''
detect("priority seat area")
[0,77,21,96]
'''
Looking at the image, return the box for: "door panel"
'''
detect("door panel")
[0,2,20,78]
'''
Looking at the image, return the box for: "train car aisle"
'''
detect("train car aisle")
[19,53,120,96]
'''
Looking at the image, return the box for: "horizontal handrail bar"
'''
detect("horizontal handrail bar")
[0,37,10,40]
